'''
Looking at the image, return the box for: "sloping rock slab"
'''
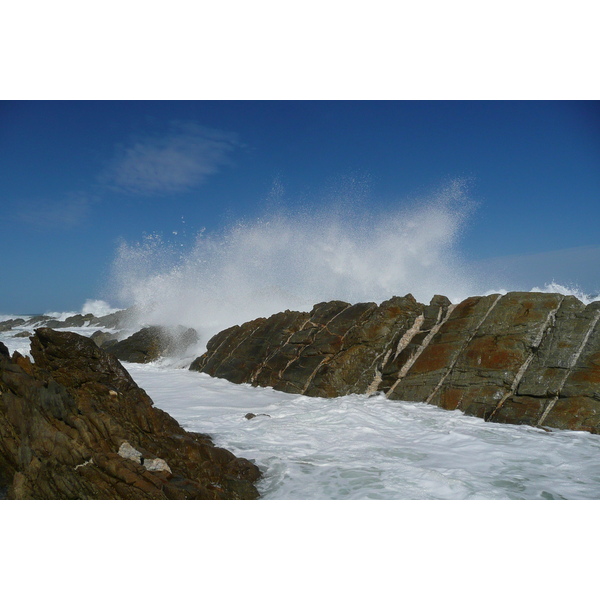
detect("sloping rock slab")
[0,329,260,499]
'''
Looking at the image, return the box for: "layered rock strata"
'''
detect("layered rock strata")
[0,328,260,499]
[190,292,600,434]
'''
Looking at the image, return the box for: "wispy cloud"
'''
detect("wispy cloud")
[101,121,240,196]
[13,192,97,230]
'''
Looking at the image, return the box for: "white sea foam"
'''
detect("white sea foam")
[127,362,600,500]
[45,310,78,320]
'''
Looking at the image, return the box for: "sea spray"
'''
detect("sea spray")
[109,179,479,348]
[80,299,122,317]
[529,282,600,305]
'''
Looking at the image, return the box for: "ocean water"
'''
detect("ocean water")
[3,320,600,500]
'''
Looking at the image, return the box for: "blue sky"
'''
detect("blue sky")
[1,100,599,314]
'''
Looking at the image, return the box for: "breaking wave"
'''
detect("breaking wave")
[43,300,122,322]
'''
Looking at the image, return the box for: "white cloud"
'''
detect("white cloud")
[101,122,240,196]
[14,192,96,229]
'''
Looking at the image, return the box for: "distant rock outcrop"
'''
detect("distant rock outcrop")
[0,318,25,332]
[0,309,200,365]
[190,292,600,435]
[105,326,199,363]
[0,328,260,499]
[0,309,134,332]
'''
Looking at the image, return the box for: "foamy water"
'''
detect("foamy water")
[128,363,600,500]
[3,311,600,499]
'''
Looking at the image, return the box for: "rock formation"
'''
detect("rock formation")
[0,318,26,332]
[0,307,138,332]
[190,292,600,434]
[0,328,260,499]
[103,326,199,363]
[0,309,200,364]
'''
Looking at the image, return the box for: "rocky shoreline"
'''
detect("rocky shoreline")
[190,291,600,435]
[2,289,600,499]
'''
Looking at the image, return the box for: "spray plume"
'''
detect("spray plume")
[110,179,479,347]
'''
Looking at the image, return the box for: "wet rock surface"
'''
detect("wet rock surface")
[191,292,600,435]
[0,329,260,499]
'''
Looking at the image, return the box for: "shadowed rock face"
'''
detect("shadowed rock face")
[0,328,260,499]
[105,326,199,363]
[190,292,600,434]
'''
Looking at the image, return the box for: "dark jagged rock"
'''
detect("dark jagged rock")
[0,330,260,499]
[190,292,600,435]
[0,318,26,332]
[90,329,119,348]
[107,326,199,363]
[88,306,140,329]
[53,313,94,328]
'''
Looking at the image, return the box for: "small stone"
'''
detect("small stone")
[144,458,172,473]
[118,442,143,464]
